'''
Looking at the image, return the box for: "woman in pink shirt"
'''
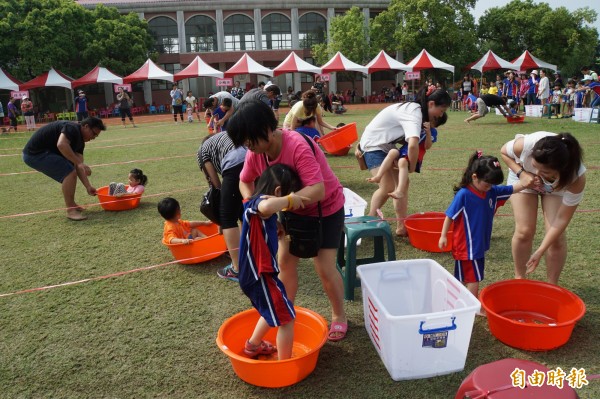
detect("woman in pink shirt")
[228,100,348,342]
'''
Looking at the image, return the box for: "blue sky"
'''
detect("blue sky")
[472,0,600,31]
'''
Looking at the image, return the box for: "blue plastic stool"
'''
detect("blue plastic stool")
[337,216,396,300]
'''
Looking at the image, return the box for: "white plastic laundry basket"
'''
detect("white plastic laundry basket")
[357,259,480,380]
[343,187,367,218]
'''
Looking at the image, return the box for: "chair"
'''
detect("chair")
[98,108,109,118]
[149,105,157,114]
[3,117,10,125]
[40,113,55,123]
[68,112,76,120]
[113,107,120,117]
[158,105,165,113]
[16,115,24,125]
[336,216,396,300]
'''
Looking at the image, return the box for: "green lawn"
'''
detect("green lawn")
[0,109,598,398]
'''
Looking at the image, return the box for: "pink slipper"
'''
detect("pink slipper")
[328,322,348,342]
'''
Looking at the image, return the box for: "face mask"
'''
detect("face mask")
[539,175,558,193]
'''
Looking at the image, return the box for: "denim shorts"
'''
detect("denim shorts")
[22,151,74,183]
[363,150,388,170]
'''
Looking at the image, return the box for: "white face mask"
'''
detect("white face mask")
[539,174,558,193]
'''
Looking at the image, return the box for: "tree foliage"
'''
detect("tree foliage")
[0,0,155,80]
[477,0,598,78]
[371,0,479,73]
[311,7,370,87]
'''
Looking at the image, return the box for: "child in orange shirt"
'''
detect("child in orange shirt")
[158,197,211,244]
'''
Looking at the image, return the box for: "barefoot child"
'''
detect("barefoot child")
[108,168,147,197]
[239,164,309,360]
[158,197,210,244]
[438,152,525,301]
[367,112,447,200]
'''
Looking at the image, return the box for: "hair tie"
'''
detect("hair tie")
[426,86,435,97]
[476,150,483,158]
[493,161,500,167]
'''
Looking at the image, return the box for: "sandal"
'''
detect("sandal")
[244,340,277,357]
[328,321,348,342]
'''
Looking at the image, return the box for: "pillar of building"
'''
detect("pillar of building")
[254,9,262,50]
[362,7,371,100]
[143,81,152,106]
[216,10,224,52]
[177,11,186,53]
[103,83,114,107]
[291,8,299,49]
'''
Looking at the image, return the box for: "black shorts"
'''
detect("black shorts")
[219,163,244,229]
[282,205,345,250]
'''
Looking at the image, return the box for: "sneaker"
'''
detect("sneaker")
[114,183,126,196]
[217,264,239,282]
[108,182,117,196]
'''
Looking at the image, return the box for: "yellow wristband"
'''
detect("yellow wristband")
[287,194,293,209]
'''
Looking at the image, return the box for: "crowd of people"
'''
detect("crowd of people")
[457,67,599,119]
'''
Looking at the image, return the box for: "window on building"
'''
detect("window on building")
[261,13,291,50]
[151,64,181,91]
[301,57,317,83]
[298,12,326,49]
[224,14,255,51]
[148,16,179,54]
[186,15,217,53]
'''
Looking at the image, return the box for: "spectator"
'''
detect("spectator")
[537,70,550,113]
[230,81,245,100]
[21,96,36,131]
[311,75,327,96]
[527,70,539,105]
[170,84,185,124]
[73,90,89,122]
[116,87,137,128]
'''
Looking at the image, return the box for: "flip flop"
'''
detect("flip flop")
[328,321,348,342]
[67,213,87,221]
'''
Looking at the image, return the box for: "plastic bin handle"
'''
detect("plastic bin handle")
[379,268,410,281]
[418,316,456,334]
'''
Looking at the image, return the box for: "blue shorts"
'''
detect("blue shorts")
[22,151,74,183]
[363,150,388,170]
[454,258,485,283]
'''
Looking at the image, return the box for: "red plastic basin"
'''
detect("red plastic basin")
[318,122,358,154]
[97,186,142,211]
[507,115,525,123]
[403,212,452,252]
[480,279,585,351]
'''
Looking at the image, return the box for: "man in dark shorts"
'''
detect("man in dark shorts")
[22,117,106,220]
[464,94,511,123]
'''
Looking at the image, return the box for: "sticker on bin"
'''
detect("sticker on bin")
[420,317,456,349]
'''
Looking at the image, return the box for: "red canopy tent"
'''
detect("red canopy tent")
[273,52,321,76]
[20,67,73,90]
[72,66,123,88]
[174,56,223,81]
[123,59,174,83]
[320,51,368,74]
[470,50,517,73]
[406,49,455,73]
[365,50,412,74]
[224,53,274,78]
[0,68,22,91]
[511,50,557,72]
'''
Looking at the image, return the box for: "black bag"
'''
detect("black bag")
[282,206,322,258]
[200,185,220,224]
[199,163,221,224]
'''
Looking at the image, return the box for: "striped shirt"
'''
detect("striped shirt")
[198,131,236,175]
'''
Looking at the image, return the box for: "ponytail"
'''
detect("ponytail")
[454,151,504,193]
[302,90,318,115]
[402,86,452,122]
[531,133,583,190]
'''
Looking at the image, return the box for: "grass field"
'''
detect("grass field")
[0,107,599,398]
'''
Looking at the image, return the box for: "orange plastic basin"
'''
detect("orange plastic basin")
[162,223,227,264]
[480,279,585,351]
[328,145,351,156]
[318,122,358,154]
[216,307,328,388]
[404,212,452,252]
[507,115,525,123]
[97,186,142,211]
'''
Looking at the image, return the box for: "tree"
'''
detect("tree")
[371,0,479,82]
[311,7,370,90]
[0,0,155,80]
[478,0,599,78]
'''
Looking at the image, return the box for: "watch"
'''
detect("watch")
[516,167,525,178]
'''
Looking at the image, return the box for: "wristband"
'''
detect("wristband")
[287,194,293,209]
[516,167,525,178]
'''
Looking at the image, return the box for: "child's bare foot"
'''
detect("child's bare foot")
[366,175,382,183]
[396,228,408,237]
[464,119,470,124]
[387,190,404,200]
